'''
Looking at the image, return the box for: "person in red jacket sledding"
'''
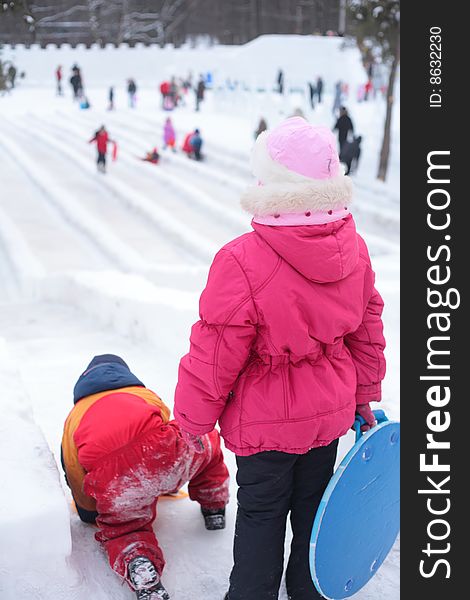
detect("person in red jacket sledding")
[89,125,115,173]
[182,129,203,160]
[141,147,160,164]
[62,354,229,600]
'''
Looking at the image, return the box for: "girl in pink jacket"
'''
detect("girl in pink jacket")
[174,117,386,600]
[163,117,176,151]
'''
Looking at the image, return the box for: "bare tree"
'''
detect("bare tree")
[348,0,400,182]
[1,1,343,46]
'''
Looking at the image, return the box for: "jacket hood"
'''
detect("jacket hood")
[252,214,359,283]
[73,354,144,404]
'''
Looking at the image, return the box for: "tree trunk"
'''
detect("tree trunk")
[377,35,400,182]
[0,61,7,92]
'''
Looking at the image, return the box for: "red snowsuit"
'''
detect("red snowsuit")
[90,130,110,154]
[62,355,229,583]
[84,421,227,578]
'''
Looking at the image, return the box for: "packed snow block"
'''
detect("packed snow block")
[0,344,71,572]
[1,34,363,88]
[42,271,200,355]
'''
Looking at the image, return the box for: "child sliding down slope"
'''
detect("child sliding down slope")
[62,354,229,599]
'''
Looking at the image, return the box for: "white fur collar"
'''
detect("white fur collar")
[240,175,353,216]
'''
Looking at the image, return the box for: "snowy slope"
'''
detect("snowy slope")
[0,36,399,600]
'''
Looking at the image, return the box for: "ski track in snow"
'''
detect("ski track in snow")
[0,73,399,599]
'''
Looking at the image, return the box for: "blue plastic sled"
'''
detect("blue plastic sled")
[310,410,400,599]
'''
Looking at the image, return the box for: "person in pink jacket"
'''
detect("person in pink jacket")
[174,117,386,600]
[163,117,176,151]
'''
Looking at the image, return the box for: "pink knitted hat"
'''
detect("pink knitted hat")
[241,117,353,221]
[265,117,340,180]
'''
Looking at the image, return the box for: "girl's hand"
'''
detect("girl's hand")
[355,404,377,432]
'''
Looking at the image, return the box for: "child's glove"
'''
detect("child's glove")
[181,429,205,453]
[355,403,377,432]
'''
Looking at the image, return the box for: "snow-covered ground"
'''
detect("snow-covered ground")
[0,36,399,600]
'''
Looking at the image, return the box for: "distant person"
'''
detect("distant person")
[89,125,115,173]
[364,79,373,101]
[182,74,192,95]
[340,135,362,175]
[70,66,83,100]
[141,147,160,164]
[163,117,176,151]
[160,80,170,108]
[182,129,203,161]
[316,76,324,103]
[162,79,177,111]
[332,80,342,115]
[127,78,137,108]
[190,129,203,161]
[254,117,268,139]
[169,77,178,107]
[277,69,284,94]
[195,75,205,111]
[308,82,316,109]
[334,106,354,151]
[56,65,63,95]
[7,64,17,89]
[108,86,115,111]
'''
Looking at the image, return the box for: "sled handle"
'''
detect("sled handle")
[353,409,388,442]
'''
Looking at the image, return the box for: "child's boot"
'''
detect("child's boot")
[201,506,226,530]
[128,556,170,600]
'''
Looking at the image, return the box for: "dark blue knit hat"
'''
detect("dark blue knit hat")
[85,354,130,370]
[73,354,144,404]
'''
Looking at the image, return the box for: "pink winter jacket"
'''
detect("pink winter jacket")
[174,214,386,456]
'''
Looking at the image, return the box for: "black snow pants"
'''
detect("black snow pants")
[97,152,106,168]
[228,440,338,600]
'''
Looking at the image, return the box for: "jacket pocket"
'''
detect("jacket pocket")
[281,365,289,420]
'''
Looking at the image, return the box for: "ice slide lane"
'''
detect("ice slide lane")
[0,138,114,275]
[110,109,253,180]
[45,110,251,240]
[126,110,400,229]
[71,107,255,198]
[56,99,399,223]
[76,109,249,200]
[0,122,158,275]
[10,114,220,264]
[0,295,399,600]
[0,298,239,600]
[58,107,398,260]
[73,110,398,257]
[0,203,45,300]
[2,118,199,269]
[71,108,399,247]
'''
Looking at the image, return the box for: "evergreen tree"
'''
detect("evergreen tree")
[348,0,400,181]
